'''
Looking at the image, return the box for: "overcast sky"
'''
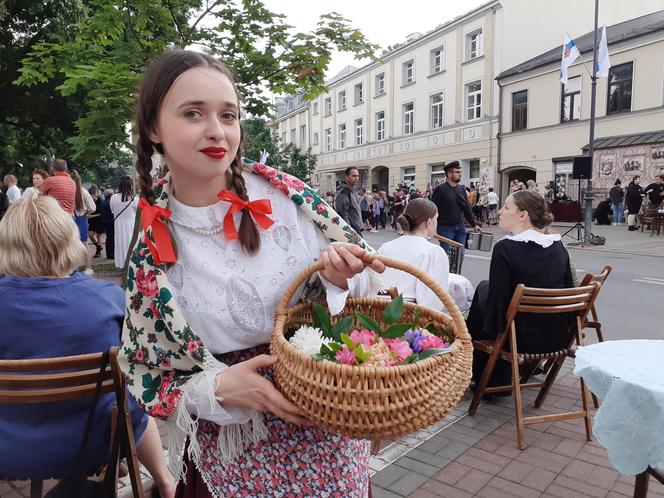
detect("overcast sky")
[261,0,488,78]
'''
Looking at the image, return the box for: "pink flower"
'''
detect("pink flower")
[283,175,305,190]
[335,345,356,365]
[419,335,447,351]
[148,403,172,418]
[134,349,145,361]
[384,338,413,362]
[150,301,161,319]
[252,162,269,175]
[316,204,326,213]
[161,358,171,368]
[187,340,200,352]
[349,329,376,347]
[304,195,314,203]
[135,267,159,298]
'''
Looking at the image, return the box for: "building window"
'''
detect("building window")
[324,97,332,116]
[561,76,581,122]
[355,118,363,145]
[403,102,414,135]
[430,46,444,74]
[511,90,528,131]
[430,163,445,186]
[290,128,296,143]
[338,90,346,111]
[375,73,385,96]
[466,81,482,121]
[466,29,483,60]
[313,132,319,145]
[607,62,633,114]
[402,166,416,183]
[354,83,364,105]
[430,93,444,129]
[313,102,319,115]
[299,125,306,144]
[375,111,385,141]
[469,159,480,179]
[281,131,287,145]
[402,59,415,85]
[339,123,346,149]
[324,128,331,152]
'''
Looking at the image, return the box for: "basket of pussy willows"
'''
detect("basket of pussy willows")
[271,253,473,440]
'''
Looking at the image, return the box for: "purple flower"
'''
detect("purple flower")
[405,329,426,353]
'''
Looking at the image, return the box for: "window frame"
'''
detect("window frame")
[466,29,483,60]
[466,81,482,121]
[324,97,332,116]
[375,111,385,141]
[313,102,319,115]
[338,123,347,149]
[402,59,415,85]
[430,46,444,74]
[338,90,347,111]
[313,132,319,145]
[511,90,528,131]
[324,128,332,152]
[430,92,444,129]
[560,76,581,122]
[375,72,386,96]
[354,83,364,105]
[355,118,363,145]
[403,101,414,135]
[299,124,306,144]
[606,61,633,115]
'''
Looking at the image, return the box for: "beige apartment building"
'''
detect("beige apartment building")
[497,10,664,202]
[271,1,663,196]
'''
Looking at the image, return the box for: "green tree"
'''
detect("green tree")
[242,118,317,183]
[15,0,377,164]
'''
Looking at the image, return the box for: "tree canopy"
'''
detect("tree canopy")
[13,0,377,169]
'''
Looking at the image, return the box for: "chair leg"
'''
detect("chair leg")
[534,356,564,408]
[121,399,145,498]
[580,376,593,442]
[468,347,502,416]
[30,479,43,498]
[519,359,539,384]
[634,470,649,498]
[509,330,526,449]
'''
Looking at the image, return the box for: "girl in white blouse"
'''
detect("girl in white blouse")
[378,198,475,313]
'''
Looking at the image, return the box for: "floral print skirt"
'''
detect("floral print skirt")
[175,345,371,498]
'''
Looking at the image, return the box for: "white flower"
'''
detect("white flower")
[289,326,330,356]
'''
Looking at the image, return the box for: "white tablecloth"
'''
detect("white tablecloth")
[574,340,664,475]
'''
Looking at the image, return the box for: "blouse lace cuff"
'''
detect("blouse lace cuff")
[319,271,371,316]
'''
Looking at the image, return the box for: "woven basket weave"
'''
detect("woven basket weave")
[271,253,473,440]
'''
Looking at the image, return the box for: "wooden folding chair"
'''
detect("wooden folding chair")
[468,283,601,449]
[579,265,612,343]
[0,347,144,498]
[432,234,462,274]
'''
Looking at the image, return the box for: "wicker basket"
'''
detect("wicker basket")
[271,253,473,440]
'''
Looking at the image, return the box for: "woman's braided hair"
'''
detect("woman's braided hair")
[135,49,260,254]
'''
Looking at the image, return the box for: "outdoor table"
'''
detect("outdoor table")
[574,340,664,496]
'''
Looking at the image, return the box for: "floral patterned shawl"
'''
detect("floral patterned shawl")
[119,159,378,479]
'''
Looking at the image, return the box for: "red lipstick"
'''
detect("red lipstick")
[201,147,227,159]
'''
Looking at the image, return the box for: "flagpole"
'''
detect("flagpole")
[584,0,600,244]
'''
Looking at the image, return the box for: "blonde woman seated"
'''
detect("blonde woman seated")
[377,198,475,313]
[0,197,175,498]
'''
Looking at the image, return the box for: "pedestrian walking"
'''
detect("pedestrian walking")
[359,188,371,230]
[119,49,383,497]
[334,166,363,234]
[69,169,96,242]
[609,179,625,225]
[110,176,138,269]
[21,169,49,201]
[100,188,114,259]
[626,175,644,231]
[87,186,104,258]
[431,161,479,270]
[486,187,499,225]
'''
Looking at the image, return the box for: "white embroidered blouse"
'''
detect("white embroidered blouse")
[165,173,371,426]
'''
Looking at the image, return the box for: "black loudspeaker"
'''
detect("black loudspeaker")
[572,156,592,179]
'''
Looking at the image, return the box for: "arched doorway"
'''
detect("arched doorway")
[500,166,536,199]
[371,165,389,192]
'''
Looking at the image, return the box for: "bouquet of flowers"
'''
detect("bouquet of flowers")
[287,294,454,367]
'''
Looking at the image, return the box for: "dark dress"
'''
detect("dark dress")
[626,182,644,214]
[594,200,612,225]
[0,273,147,479]
[466,238,574,385]
[88,196,103,233]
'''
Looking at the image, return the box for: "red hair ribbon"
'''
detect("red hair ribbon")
[217,190,275,240]
[139,198,176,265]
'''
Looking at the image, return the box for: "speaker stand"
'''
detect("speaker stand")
[562,222,585,246]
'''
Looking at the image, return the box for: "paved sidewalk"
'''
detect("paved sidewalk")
[371,359,664,498]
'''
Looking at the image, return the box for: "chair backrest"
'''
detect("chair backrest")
[579,265,612,288]
[504,283,601,332]
[0,348,118,404]
[432,234,462,274]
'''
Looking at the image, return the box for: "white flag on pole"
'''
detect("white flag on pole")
[595,26,611,78]
[560,33,581,84]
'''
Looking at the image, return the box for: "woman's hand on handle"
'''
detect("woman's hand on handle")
[215,354,310,426]
[318,242,385,290]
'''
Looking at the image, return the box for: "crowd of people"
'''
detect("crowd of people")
[0,162,140,270]
[0,47,642,498]
[599,174,664,230]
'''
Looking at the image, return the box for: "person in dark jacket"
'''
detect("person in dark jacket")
[593,197,612,225]
[431,161,480,271]
[644,175,664,208]
[609,179,624,225]
[334,167,363,234]
[625,175,644,231]
[100,188,115,259]
[466,190,574,388]
[0,196,175,497]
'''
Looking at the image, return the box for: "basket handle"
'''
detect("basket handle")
[276,252,471,341]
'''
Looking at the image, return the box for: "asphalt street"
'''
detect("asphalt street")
[363,228,664,342]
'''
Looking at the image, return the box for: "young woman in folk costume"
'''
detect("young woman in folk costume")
[119,50,385,498]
